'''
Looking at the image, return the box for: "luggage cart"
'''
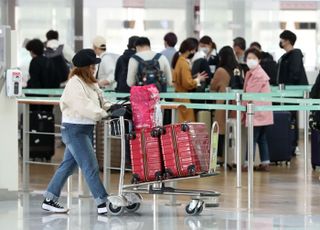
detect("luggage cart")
[104,116,221,216]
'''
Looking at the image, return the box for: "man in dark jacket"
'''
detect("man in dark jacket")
[277,30,309,85]
[277,30,308,155]
[114,36,139,92]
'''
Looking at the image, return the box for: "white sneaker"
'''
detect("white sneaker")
[42,198,69,213]
[97,202,108,215]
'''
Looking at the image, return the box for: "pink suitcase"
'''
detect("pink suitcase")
[130,128,163,183]
[160,123,210,178]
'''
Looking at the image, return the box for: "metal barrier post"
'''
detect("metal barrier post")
[236,93,242,188]
[67,176,72,209]
[224,87,231,171]
[22,103,30,191]
[103,121,111,190]
[303,90,309,179]
[166,107,180,206]
[247,103,255,211]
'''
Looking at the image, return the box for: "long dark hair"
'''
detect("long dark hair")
[171,38,197,69]
[218,46,240,77]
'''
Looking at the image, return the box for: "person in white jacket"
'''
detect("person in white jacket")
[92,36,119,91]
[42,49,111,215]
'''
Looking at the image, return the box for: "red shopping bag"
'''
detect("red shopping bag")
[130,85,160,130]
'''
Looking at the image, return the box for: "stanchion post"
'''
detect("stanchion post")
[236,92,242,188]
[22,103,30,191]
[224,87,231,171]
[303,90,309,179]
[247,103,255,211]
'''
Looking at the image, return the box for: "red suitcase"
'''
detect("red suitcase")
[160,123,210,178]
[130,128,163,183]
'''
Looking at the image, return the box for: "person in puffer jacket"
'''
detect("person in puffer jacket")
[242,48,274,172]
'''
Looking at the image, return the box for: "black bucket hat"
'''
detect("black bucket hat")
[72,49,101,67]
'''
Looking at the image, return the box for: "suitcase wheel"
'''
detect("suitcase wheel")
[181,124,189,132]
[155,171,162,181]
[159,127,166,135]
[131,174,140,184]
[128,132,136,140]
[164,169,174,179]
[187,165,196,176]
[151,129,160,137]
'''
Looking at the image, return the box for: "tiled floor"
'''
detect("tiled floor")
[2,143,320,229]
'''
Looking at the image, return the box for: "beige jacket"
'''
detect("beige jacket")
[60,75,111,124]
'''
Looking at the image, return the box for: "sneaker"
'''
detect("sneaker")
[241,165,248,172]
[42,198,69,213]
[97,202,108,215]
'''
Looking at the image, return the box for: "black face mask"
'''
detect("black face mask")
[279,41,284,49]
[188,53,195,59]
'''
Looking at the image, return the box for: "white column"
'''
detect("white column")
[0,30,18,192]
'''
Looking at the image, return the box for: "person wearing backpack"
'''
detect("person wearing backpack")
[114,36,139,93]
[126,37,172,92]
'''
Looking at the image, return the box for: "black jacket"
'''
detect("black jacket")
[115,49,136,92]
[310,71,320,99]
[27,55,50,88]
[260,52,277,85]
[277,49,308,85]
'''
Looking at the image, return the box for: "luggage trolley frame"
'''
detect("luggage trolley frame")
[103,116,221,216]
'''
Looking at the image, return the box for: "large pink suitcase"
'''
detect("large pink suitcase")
[130,128,163,183]
[160,123,210,178]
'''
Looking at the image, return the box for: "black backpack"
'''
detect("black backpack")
[44,45,70,88]
[229,68,244,89]
[132,53,167,92]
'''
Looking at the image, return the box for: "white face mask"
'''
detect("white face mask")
[199,47,210,55]
[246,59,259,70]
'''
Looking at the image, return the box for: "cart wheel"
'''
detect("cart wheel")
[181,124,189,132]
[107,202,125,216]
[185,200,204,216]
[196,203,204,215]
[125,202,141,213]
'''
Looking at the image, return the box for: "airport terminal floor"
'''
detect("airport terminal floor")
[1,140,320,230]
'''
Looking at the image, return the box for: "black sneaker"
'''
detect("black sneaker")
[97,202,108,215]
[42,198,69,213]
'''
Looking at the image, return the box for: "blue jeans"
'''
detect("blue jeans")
[245,126,270,165]
[44,123,108,205]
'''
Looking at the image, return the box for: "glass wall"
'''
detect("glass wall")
[83,0,195,55]
[15,0,74,51]
[200,0,280,56]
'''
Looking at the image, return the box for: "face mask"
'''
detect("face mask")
[187,53,195,59]
[246,59,259,70]
[279,41,284,49]
[199,47,210,55]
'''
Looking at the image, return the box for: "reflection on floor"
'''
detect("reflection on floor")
[1,193,320,230]
[1,143,320,229]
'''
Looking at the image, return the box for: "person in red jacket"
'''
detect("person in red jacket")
[242,48,274,172]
